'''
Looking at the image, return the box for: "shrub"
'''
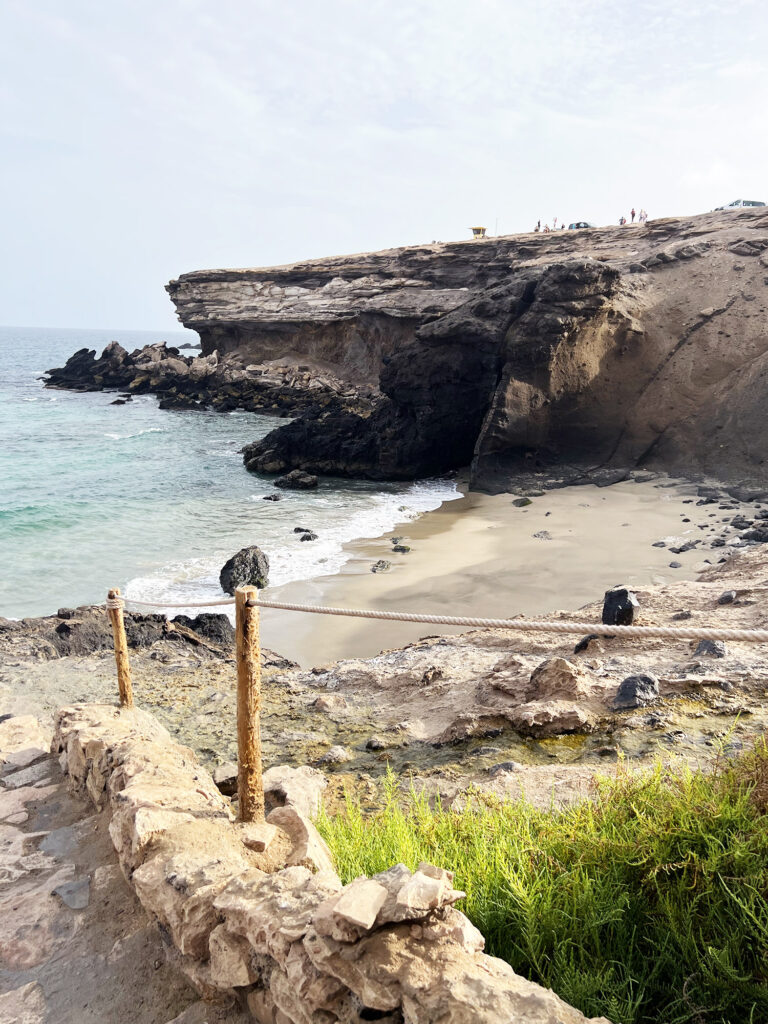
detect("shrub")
[318,745,768,1023]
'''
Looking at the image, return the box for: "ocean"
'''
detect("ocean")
[0,325,458,620]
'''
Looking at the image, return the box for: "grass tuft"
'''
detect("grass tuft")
[317,743,768,1024]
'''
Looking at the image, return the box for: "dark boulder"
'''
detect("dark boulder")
[219,546,270,595]
[299,531,318,541]
[602,586,639,626]
[274,469,318,490]
[613,673,660,709]
[371,559,391,573]
[694,638,727,658]
[172,613,235,647]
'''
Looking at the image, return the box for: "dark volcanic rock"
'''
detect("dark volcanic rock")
[274,470,318,490]
[0,606,227,660]
[613,673,660,709]
[219,546,270,595]
[602,586,639,626]
[371,559,391,573]
[694,638,727,658]
[171,613,235,647]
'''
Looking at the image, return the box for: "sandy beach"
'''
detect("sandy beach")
[257,475,723,666]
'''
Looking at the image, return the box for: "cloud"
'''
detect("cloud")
[0,0,767,327]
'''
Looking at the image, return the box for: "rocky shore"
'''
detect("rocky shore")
[45,340,376,418]
[4,532,768,815]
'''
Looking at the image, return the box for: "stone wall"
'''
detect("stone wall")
[52,703,610,1024]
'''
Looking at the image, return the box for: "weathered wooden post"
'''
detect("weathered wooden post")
[235,586,265,822]
[107,588,134,708]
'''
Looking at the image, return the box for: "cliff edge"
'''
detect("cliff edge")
[167,209,767,491]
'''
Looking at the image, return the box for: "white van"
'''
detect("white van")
[715,199,766,210]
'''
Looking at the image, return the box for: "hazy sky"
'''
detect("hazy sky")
[2,0,767,331]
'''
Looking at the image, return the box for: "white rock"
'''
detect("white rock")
[332,877,388,930]
[0,981,47,1023]
[263,764,327,818]
[266,805,336,876]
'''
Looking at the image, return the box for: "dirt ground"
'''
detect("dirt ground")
[0,733,247,1024]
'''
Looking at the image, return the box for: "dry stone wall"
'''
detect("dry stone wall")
[52,703,610,1024]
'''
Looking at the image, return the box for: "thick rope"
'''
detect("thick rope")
[106,593,768,643]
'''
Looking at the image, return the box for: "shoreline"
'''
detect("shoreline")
[257,474,730,667]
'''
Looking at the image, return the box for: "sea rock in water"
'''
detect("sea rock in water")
[612,673,660,709]
[274,469,318,490]
[219,546,270,595]
[602,586,639,626]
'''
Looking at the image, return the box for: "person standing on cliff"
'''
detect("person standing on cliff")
[631,207,636,222]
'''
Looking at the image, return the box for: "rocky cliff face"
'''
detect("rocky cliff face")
[167,210,768,490]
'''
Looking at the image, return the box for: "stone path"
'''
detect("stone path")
[0,714,247,1024]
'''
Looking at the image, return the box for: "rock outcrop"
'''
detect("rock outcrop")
[49,703,609,1024]
[165,209,768,491]
[45,341,376,417]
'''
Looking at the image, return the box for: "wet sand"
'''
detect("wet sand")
[258,477,723,666]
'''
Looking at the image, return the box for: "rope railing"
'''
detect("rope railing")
[110,592,768,644]
[104,584,768,824]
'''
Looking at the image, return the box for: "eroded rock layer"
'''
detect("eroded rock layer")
[167,210,768,490]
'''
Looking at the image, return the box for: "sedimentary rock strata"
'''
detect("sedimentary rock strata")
[164,209,768,491]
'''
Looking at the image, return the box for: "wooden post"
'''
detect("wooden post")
[235,586,264,822]
[107,588,134,708]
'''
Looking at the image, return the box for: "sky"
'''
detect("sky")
[1,0,767,331]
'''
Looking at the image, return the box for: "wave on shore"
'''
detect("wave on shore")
[122,478,461,616]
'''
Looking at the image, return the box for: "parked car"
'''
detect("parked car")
[714,199,766,210]
[568,221,596,229]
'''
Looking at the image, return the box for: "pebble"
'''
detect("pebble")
[318,745,352,765]
[487,761,523,776]
[717,590,737,605]
[669,561,682,568]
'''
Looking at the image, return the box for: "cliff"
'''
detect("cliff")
[167,210,768,492]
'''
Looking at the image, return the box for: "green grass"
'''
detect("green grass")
[317,745,768,1024]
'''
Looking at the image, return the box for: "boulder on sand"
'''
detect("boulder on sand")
[219,546,270,595]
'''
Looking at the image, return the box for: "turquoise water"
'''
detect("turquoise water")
[0,326,457,619]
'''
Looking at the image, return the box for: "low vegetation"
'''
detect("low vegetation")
[318,744,768,1024]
